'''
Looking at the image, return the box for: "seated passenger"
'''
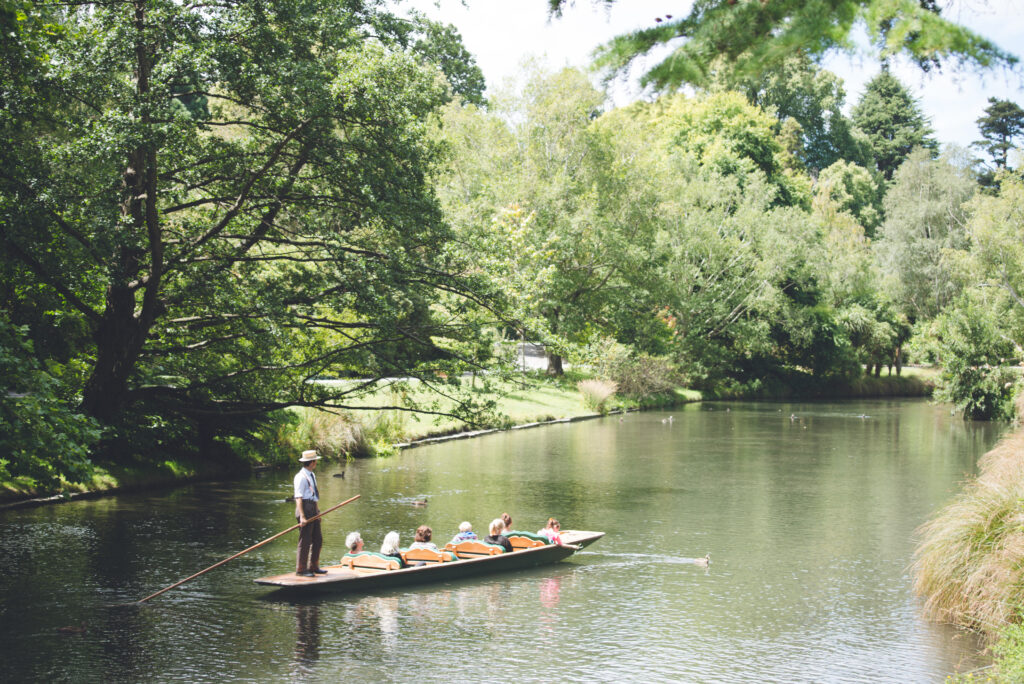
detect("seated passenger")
[484,518,513,553]
[380,531,405,567]
[408,524,438,551]
[345,531,364,554]
[450,521,478,544]
[537,517,562,545]
[501,512,513,533]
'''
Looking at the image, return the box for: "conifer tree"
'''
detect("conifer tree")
[974,97,1024,170]
[851,70,938,181]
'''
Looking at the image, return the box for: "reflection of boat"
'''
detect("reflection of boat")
[254,530,604,595]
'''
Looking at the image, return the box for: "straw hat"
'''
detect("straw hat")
[299,450,320,462]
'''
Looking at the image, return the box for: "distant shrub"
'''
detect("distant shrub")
[577,379,617,414]
[932,296,1019,420]
[608,353,683,398]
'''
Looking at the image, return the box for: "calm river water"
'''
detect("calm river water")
[0,399,1004,682]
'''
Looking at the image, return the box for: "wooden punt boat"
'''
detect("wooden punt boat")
[254,529,604,595]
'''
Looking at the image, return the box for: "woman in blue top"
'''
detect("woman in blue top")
[450,521,478,544]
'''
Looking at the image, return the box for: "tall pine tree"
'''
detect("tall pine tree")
[974,97,1024,170]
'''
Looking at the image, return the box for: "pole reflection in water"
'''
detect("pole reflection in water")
[292,604,319,676]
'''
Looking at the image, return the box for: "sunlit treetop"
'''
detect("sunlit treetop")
[548,0,1018,90]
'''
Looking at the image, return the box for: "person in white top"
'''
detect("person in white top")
[408,525,438,551]
[294,450,325,577]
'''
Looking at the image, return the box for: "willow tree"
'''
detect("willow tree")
[0,0,493,455]
[438,67,662,375]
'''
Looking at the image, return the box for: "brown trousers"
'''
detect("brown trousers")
[296,499,322,572]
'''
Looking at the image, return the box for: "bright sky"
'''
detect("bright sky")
[399,0,1024,152]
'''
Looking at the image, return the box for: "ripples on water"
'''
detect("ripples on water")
[0,399,1003,682]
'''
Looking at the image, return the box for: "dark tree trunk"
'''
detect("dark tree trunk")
[81,288,147,421]
[546,350,564,376]
[81,3,161,423]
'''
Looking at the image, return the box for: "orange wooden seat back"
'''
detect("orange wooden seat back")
[446,540,505,558]
[401,548,456,565]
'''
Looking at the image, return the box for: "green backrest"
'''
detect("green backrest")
[507,530,550,543]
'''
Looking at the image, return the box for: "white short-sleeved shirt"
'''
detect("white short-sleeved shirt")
[294,467,318,501]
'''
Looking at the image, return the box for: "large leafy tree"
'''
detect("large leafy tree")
[438,67,661,375]
[874,148,975,321]
[851,70,938,180]
[402,11,486,106]
[548,0,1016,90]
[814,159,883,234]
[726,54,874,173]
[599,93,860,389]
[636,90,811,208]
[1,0,491,455]
[930,174,1024,420]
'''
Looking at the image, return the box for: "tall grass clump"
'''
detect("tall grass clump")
[913,396,1024,639]
[286,407,409,459]
[577,379,617,414]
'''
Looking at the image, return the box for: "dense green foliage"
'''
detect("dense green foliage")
[875,148,974,320]
[0,0,496,483]
[438,67,914,393]
[0,319,100,488]
[2,1,1022,497]
[729,54,874,174]
[548,0,1017,90]
[975,98,1024,170]
[851,70,938,180]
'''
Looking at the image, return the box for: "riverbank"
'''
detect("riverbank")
[1,370,934,508]
[914,395,1024,681]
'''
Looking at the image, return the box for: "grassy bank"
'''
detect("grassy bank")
[913,396,1024,681]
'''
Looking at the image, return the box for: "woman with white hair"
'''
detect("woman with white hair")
[483,518,513,553]
[450,521,477,544]
[380,531,405,566]
[345,531,363,554]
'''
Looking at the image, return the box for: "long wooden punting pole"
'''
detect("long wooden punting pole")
[137,494,360,603]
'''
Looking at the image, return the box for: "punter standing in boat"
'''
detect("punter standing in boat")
[294,450,326,577]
